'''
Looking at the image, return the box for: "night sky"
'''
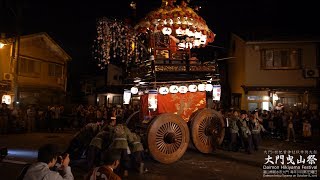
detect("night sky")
[1,0,319,70]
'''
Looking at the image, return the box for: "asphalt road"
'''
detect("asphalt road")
[0,131,319,180]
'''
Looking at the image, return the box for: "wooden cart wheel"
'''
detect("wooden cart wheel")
[147,113,190,164]
[190,108,225,153]
[125,111,140,129]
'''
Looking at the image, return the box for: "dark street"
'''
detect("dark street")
[1,1,320,179]
[1,131,319,179]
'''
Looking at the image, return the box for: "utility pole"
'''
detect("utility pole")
[12,0,22,103]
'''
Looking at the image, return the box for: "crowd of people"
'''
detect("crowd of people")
[16,103,144,179]
[0,102,139,134]
[222,108,320,154]
[0,103,67,134]
[2,101,320,179]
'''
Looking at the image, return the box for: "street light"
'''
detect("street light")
[0,35,20,104]
[0,38,14,49]
[0,42,5,48]
[0,33,11,48]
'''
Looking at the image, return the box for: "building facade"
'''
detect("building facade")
[81,63,127,107]
[228,33,319,111]
[0,32,71,108]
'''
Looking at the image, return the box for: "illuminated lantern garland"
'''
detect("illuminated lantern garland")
[130,83,217,96]
[92,0,215,69]
[92,17,149,69]
[134,0,215,49]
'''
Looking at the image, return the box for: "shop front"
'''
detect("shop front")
[242,86,318,112]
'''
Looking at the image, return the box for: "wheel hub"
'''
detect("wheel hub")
[164,132,176,144]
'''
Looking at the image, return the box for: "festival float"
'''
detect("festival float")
[93,0,225,164]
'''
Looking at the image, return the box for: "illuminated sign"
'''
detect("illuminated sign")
[148,90,158,111]
[123,90,131,104]
[212,85,221,101]
[1,95,11,104]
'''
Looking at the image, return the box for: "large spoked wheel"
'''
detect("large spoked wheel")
[190,108,225,153]
[147,113,190,164]
[125,111,140,130]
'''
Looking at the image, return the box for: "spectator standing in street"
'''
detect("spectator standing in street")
[281,111,288,140]
[302,119,312,142]
[261,110,270,134]
[0,103,10,134]
[310,110,319,136]
[51,105,61,132]
[59,105,65,131]
[286,113,296,142]
[250,111,262,151]
[237,110,253,154]
[26,105,36,132]
[23,144,74,180]
[46,106,54,133]
[228,110,240,152]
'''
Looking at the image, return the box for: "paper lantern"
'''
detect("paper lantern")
[159,87,169,95]
[169,85,179,93]
[197,84,206,91]
[205,84,213,91]
[193,39,200,47]
[178,86,188,93]
[178,43,186,49]
[200,34,207,45]
[133,1,215,50]
[188,84,197,92]
[176,27,183,36]
[131,87,139,94]
[162,27,172,35]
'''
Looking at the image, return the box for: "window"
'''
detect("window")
[261,102,269,111]
[248,103,258,112]
[48,63,63,77]
[112,96,123,105]
[19,57,41,76]
[231,93,241,109]
[261,49,301,69]
[247,96,261,101]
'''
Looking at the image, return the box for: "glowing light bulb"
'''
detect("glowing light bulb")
[162,27,172,35]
